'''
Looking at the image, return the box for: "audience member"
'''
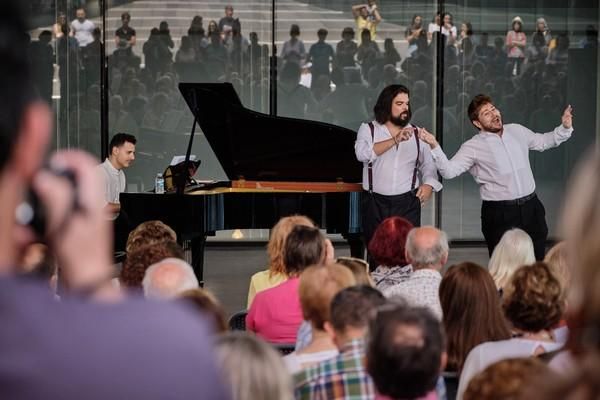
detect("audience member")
[336,256,374,286]
[367,304,446,400]
[383,38,402,67]
[440,262,511,374]
[284,264,356,373]
[115,12,136,49]
[293,285,386,399]
[281,24,306,65]
[336,27,358,68]
[71,7,95,47]
[457,262,565,399]
[0,3,229,397]
[120,241,184,290]
[218,5,236,34]
[464,357,551,400]
[533,17,553,47]
[427,12,442,42]
[142,258,200,299]
[580,24,598,49]
[352,1,381,43]
[247,225,326,343]
[369,217,414,291]
[487,228,536,293]
[441,12,457,44]
[307,29,334,81]
[384,226,448,320]
[506,16,527,75]
[53,12,67,38]
[126,220,177,254]
[179,288,228,333]
[247,215,315,307]
[544,241,570,292]
[405,15,424,56]
[277,61,317,119]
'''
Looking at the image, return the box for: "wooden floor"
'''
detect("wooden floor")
[202,243,490,317]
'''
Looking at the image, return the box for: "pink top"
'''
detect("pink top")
[246,277,302,343]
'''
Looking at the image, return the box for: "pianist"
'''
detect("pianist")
[355,84,441,252]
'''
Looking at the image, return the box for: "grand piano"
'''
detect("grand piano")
[120,83,364,283]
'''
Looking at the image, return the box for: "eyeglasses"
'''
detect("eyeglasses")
[336,256,369,269]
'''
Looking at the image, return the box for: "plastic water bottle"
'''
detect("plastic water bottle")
[155,173,165,194]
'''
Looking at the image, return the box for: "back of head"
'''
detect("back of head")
[335,257,373,286]
[544,241,570,294]
[464,357,550,400]
[367,305,445,399]
[0,1,37,171]
[121,241,184,289]
[126,220,177,253]
[405,226,449,270]
[178,288,227,333]
[488,228,535,290]
[439,262,511,372]
[503,262,564,332]
[142,258,199,299]
[299,264,356,330]
[329,285,386,334]
[267,215,314,276]
[368,216,414,268]
[216,332,293,400]
[283,225,325,276]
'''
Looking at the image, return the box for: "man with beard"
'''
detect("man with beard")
[355,85,442,258]
[418,94,573,259]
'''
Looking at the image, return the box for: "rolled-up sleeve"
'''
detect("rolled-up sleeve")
[355,123,378,163]
[431,144,475,180]
[525,124,573,152]
[419,144,442,191]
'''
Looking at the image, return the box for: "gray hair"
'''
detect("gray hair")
[142,258,199,299]
[405,227,449,269]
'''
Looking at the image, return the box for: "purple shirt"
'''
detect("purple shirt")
[0,277,230,400]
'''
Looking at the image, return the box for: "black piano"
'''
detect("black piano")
[120,83,364,282]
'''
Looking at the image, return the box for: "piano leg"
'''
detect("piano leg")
[344,233,365,260]
[190,235,207,287]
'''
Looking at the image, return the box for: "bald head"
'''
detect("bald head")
[142,258,199,299]
[405,227,449,270]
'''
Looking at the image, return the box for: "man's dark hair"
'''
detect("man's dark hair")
[467,94,493,126]
[0,1,37,171]
[283,225,325,276]
[121,12,131,21]
[109,133,137,153]
[373,84,411,124]
[367,305,445,399]
[329,285,386,332]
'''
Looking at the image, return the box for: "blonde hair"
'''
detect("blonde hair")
[299,264,356,329]
[544,241,570,292]
[488,228,536,290]
[216,332,293,400]
[267,215,314,277]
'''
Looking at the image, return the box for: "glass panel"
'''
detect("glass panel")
[274,0,438,225]
[440,0,600,240]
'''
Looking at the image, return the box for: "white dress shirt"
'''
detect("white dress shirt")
[430,123,572,201]
[355,121,442,195]
[97,159,126,205]
[382,268,443,320]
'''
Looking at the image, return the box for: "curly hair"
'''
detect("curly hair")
[502,262,564,332]
[266,215,314,277]
[120,241,184,289]
[368,216,414,267]
[126,220,177,254]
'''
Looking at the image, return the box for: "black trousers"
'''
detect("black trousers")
[362,190,421,268]
[481,194,548,260]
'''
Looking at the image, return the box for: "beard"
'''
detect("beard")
[480,116,503,133]
[390,109,411,127]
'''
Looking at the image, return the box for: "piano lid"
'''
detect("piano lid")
[179,82,363,183]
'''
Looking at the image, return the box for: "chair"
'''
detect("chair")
[272,342,296,355]
[228,310,248,331]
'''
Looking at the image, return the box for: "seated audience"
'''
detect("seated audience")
[439,262,511,374]
[142,258,200,299]
[544,241,570,291]
[247,215,315,307]
[247,225,327,343]
[293,285,386,399]
[383,226,448,320]
[367,305,446,400]
[120,241,184,290]
[464,357,552,400]
[216,332,294,400]
[457,262,565,399]
[369,216,414,290]
[125,220,177,254]
[487,228,536,293]
[284,263,356,373]
[179,288,228,333]
[336,256,374,286]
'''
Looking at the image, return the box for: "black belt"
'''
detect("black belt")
[483,192,537,206]
[364,189,417,200]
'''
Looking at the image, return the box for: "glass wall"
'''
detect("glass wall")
[27,0,600,241]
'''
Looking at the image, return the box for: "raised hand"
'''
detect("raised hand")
[562,105,573,129]
[395,127,413,142]
[418,128,439,149]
